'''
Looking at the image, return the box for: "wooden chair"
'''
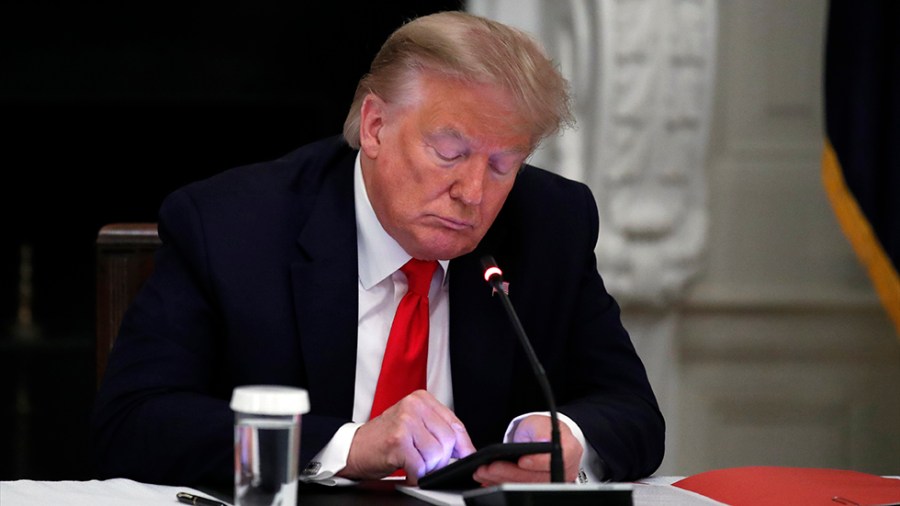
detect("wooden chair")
[95,223,161,386]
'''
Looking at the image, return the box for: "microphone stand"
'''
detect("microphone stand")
[463,255,634,506]
[463,256,634,506]
[481,256,564,483]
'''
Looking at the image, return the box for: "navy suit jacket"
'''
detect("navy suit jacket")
[91,136,664,487]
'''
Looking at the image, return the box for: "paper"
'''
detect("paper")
[0,478,230,506]
[397,485,466,506]
[398,481,725,506]
[634,481,727,505]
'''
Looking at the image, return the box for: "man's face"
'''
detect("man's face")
[358,72,534,261]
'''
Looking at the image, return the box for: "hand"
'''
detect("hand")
[336,390,476,484]
[473,414,583,485]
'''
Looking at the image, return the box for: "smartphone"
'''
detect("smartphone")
[417,441,552,490]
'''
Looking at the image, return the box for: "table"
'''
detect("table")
[0,477,723,506]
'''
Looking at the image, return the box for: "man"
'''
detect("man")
[91,11,664,488]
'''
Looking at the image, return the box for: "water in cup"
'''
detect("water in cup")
[235,417,299,506]
[231,385,309,506]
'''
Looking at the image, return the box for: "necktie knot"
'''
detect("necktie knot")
[401,259,438,297]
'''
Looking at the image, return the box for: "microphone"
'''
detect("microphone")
[480,255,564,483]
[464,257,635,506]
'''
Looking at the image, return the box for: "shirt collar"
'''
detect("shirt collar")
[354,153,448,290]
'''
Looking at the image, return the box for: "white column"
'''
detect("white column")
[469,0,717,474]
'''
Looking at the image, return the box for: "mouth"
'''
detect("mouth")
[433,215,475,231]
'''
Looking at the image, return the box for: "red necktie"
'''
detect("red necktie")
[369,258,438,419]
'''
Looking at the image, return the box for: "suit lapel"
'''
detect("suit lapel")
[449,222,517,445]
[291,153,359,421]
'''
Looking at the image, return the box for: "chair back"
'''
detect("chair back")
[95,223,160,386]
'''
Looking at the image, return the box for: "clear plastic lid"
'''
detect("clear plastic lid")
[230,385,310,415]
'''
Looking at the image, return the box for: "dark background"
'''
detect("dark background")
[1,1,464,480]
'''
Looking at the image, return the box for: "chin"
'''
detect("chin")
[405,229,482,261]
[413,242,477,262]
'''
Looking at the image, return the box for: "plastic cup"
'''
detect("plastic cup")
[230,385,310,506]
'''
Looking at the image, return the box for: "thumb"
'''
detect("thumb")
[512,415,551,443]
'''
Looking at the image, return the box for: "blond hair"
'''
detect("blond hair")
[342,11,573,149]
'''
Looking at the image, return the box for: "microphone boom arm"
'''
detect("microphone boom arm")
[482,256,565,483]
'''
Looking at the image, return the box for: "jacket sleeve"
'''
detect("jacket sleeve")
[555,182,666,481]
[90,188,233,486]
[89,188,346,487]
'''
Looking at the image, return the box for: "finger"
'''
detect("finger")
[518,445,582,482]
[420,410,460,452]
[451,425,476,458]
[400,436,428,484]
[376,406,445,477]
[370,396,440,477]
[473,461,549,486]
[413,390,476,458]
[518,452,551,472]
[388,391,477,477]
[440,413,475,458]
[413,422,455,473]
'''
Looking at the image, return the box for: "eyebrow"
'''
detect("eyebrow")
[427,128,465,143]
[427,128,532,156]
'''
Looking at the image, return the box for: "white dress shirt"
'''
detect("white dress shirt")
[301,154,601,483]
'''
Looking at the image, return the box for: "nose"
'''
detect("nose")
[449,159,486,206]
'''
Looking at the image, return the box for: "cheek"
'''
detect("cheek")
[395,147,437,194]
[376,151,427,209]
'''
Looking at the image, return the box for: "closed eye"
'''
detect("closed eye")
[425,131,469,164]
[433,147,466,163]
[489,156,524,176]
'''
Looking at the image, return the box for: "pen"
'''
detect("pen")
[176,491,229,506]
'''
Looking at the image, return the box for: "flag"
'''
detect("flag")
[822,0,900,336]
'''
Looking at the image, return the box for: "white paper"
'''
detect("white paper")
[397,485,466,506]
[0,478,230,506]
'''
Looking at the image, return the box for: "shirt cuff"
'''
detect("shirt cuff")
[300,422,362,485]
[504,411,605,483]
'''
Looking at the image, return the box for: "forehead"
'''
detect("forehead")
[399,72,536,154]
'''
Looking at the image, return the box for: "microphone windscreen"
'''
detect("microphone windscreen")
[480,255,503,283]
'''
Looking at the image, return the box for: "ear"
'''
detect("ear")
[358,94,388,159]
